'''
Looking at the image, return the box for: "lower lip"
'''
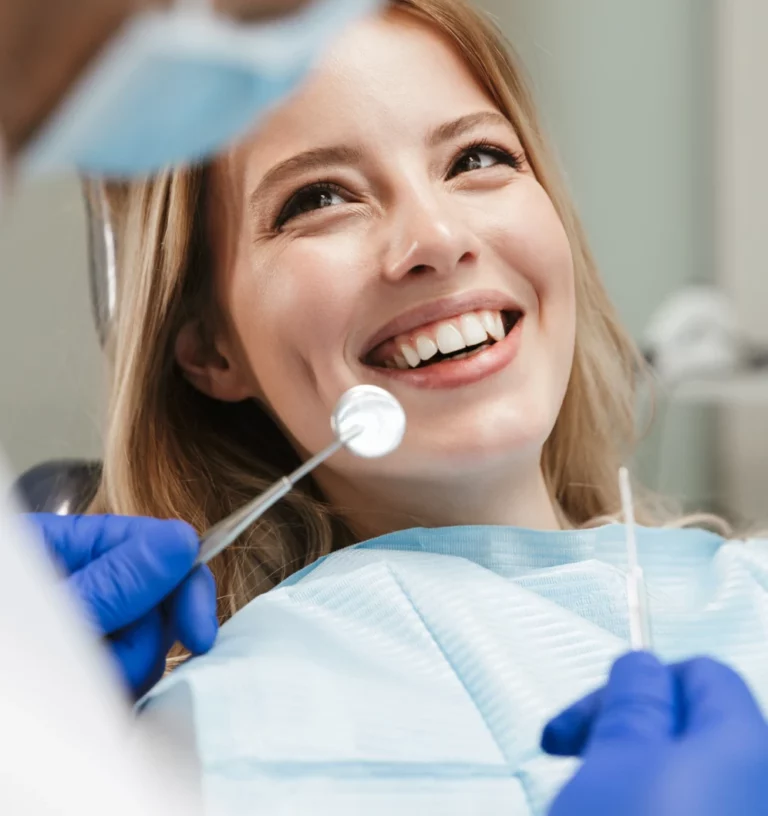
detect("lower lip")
[365,318,524,390]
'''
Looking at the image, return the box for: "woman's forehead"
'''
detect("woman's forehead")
[232,12,500,174]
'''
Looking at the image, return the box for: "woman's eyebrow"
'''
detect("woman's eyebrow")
[247,113,511,214]
[427,111,512,147]
[249,145,364,208]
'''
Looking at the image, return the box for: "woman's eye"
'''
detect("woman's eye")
[275,184,346,228]
[448,146,520,179]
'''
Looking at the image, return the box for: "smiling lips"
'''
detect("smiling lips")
[366,309,522,370]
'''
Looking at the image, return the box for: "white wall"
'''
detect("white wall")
[716,0,768,524]
[0,177,104,476]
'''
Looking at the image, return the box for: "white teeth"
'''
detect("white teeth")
[394,354,409,370]
[399,344,421,368]
[436,323,465,355]
[451,344,489,361]
[382,310,512,370]
[481,310,505,342]
[415,335,438,362]
[480,311,496,336]
[459,313,488,346]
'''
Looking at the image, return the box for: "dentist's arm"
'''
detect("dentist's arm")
[0,0,310,157]
[0,1,165,156]
[543,652,768,816]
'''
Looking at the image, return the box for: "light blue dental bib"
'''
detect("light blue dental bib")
[142,524,768,815]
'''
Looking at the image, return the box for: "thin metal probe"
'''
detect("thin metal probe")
[195,426,361,566]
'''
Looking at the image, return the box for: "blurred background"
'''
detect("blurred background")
[0,0,766,525]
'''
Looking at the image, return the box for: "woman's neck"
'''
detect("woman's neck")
[316,461,562,543]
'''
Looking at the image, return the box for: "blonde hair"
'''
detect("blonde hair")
[89,0,673,623]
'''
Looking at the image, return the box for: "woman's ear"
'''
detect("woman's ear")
[175,320,254,403]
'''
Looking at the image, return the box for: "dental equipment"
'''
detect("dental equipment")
[619,467,653,650]
[195,385,406,566]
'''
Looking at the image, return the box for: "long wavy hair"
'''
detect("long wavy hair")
[89,0,663,623]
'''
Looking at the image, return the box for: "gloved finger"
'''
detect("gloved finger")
[541,688,603,757]
[167,565,219,655]
[675,657,766,733]
[28,514,198,573]
[68,522,199,634]
[587,651,676,750]
[25,514,109,572]
[86,517,199,562]
[110,608,167,697]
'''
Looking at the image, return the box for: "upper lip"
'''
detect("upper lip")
[361,290,523,358]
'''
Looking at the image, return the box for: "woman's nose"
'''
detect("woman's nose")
[382,190,481,283]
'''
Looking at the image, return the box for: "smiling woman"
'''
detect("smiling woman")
[86,0,768,813]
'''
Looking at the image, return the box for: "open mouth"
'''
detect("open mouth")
[364,309,523,371]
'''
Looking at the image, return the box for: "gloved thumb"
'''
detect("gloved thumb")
[586,651,677,752]
[542,687,603,756]
[542,653,677,757]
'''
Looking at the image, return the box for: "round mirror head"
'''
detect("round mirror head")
[331,385,406,459]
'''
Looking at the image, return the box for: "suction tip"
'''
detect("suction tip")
[331,385,406,459]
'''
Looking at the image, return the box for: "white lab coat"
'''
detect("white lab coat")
[0,453,196,813]
[0,129,197,812]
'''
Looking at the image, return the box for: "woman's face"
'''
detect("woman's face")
[190,11,576,515]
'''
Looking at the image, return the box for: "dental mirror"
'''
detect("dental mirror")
[195,385,406,566]
[331,384,406,459]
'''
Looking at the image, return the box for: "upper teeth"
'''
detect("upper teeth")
[389,310,508,370]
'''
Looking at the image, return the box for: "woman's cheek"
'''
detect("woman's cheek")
[236,240,369,375]
[483,182,573,281]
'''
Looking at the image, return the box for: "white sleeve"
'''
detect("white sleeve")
[0,451,199,815]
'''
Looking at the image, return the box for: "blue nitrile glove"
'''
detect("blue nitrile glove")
[29,514,218,698]
[542,651,768,816]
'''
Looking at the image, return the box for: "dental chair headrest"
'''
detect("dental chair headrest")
[13,460,102,515]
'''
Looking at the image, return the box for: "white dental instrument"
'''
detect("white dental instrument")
[619,467,653,650]
[195,385,406,566]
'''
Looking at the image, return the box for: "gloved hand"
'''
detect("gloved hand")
[542,651,768,816]
[29,514,218,698]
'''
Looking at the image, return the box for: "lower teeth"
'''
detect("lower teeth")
[448,343,490,362]
[403,342,491,369]
[382,341,495,370]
